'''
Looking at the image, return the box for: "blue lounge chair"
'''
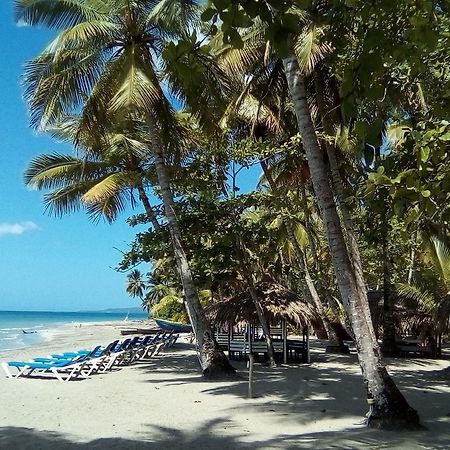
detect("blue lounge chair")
[2,346,100,381]
[2,341,121,381]
[1,332,179,381]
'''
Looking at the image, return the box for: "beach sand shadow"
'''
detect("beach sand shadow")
[1,420,450,450]
[132,344,450,448]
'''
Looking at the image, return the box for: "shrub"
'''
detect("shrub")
[151,297,189,323]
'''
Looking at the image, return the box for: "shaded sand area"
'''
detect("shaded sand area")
[0,323,449,449]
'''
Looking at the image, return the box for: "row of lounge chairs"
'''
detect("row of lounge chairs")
[1,331,178,382]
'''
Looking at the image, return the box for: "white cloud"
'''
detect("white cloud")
[0,222,39,236]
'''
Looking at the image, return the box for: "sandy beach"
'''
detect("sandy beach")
[0,322,449,449]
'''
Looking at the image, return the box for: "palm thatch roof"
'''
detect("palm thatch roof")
[206,281,318,327]
[368,289,437,337]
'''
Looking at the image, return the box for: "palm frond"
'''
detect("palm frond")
[15,0,109,29]
[85,188,130,223]
[294,25,331,75]
[24,153,107,189]
[147,0,199,37]
[42,181,96,217]
[82,171,131,203]
[163,42,231,130]
[49,20,119,55]
[23,45,107,130]
[109,45,165,114]
[395,282,436,312]
[429,235,450,286]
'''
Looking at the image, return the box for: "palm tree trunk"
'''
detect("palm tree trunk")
[282,52,420,429]
[246,278,277,367]
[136,182,160,231]
[260,159,343,349]
[407,231,417,284]
[314,70,377,344]
[235,232,277,366]
[299,182,321,275]
[381,214,397,355]
[278,250,290,287]
[148,117,235,379]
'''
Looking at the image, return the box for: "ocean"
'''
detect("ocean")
[0,310,148,352]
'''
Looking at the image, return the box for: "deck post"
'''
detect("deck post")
[306,326,310,363]
[227,321,231,358]
[248,353,254,398]
[282,319,287,364]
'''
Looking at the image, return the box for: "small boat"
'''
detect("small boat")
[154,318,192,333]
[22,329,37,334]
[120,328,161,336]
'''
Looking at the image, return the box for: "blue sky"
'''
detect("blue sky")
[0,2,260,312]
[0,3,147,311]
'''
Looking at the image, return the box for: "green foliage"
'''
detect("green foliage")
[20,0,450,342]
[395,232,450,334]
[151,296,188,323]
[203,0,303,54]
[365,119,450,223]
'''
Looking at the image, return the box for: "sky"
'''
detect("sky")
[0,2,260,312]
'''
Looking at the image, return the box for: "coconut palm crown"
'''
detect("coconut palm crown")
[16,0,228,134]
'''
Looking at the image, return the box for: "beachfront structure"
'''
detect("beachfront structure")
[368,290,442,358]
[206,281,317,363]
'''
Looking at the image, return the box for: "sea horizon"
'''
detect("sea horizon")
[0,309,149,352]
[0,307,146,313]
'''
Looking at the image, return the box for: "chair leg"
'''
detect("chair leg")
[50,367,65,382]
[153,342,164,356]
[65,366,78,382]
[1,362,13,378]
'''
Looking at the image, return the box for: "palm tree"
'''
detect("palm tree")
[126,269,148,310]
[282,41,421,431]
[24,115,161,228]
[207,5,420,426]
[213,25,345,350]
[397,232,450,345]
[16,0,235,378]
[126,268,182,313]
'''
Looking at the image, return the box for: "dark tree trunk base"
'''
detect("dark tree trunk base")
[201,331,239,381]
[367,405,423,430]
[202,359,240,380]
[367,370,422,430]
[325,344,350,354]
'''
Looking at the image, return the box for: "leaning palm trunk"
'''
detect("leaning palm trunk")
[247,280,277,367]
[282,52,420,429]
[314,71,377,344]
[235,233,277,366]
[136,182,161,231]
[260,159,342,348]
[299,183,321,275]
[381,217,397,355]
[148,118,235,379]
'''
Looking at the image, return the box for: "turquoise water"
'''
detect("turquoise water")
[0,310,148,352]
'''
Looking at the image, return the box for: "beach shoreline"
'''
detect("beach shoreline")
[0,310,150,353]
[1,322,449,449]
[0,319,152,359]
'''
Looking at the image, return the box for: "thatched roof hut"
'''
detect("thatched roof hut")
[206,281,318,328]
[368,289,435,337]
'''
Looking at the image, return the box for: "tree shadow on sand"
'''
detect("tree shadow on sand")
[1,418,450,450]
[134,344,450,448]
[0,420,250,450]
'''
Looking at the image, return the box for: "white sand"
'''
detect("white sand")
[0,322,449,449]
